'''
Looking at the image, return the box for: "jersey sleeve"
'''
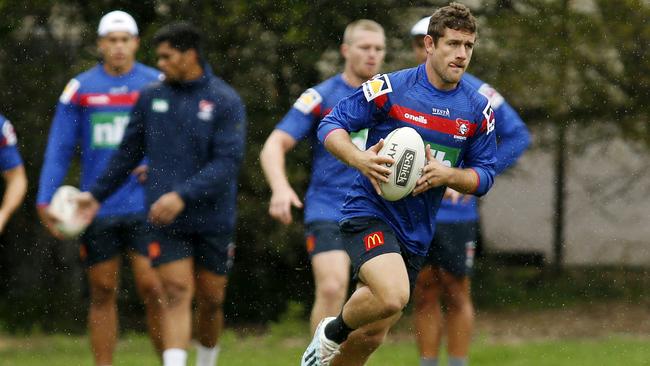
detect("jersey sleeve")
[464,100,497,196]
[174,92,247,205]
[493,101,531,174]
[275,88,322,141]
[36,79,82,206]
[317,76,390,144]
[89,91,147,202]
[0,118,23,171]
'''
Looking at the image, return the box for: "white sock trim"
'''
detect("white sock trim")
[196,343,220,366]
[163,348,188,366]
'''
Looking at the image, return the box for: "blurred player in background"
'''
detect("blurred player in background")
[302,4,497,366]
[0,115,26,233]
[410,15,531,366]
[36,11,164,365]
[77,22,247,366]
[260,19,385,332]
[261,19,389,366]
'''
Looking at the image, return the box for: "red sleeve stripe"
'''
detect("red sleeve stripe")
[78,92,140,107]
[388,104,477,137]
[323,128,345,143]
[310,104,322,117]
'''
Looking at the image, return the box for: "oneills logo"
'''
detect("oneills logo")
[364,231,385,251]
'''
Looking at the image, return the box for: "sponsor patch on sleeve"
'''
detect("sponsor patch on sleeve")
[482,102,495,135]
[478,83,505,109]
[1,120,17,146]
[59,78,80,104]
[293,88,322,115]
[362,74,392,102]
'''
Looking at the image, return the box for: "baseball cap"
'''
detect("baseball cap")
[410,16,431,37]
[97,10,138,37]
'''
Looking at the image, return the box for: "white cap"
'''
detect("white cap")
[410,16,431,36]
[97,11,138,37]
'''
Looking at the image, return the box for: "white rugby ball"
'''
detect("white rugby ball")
[378,127,426,201]
[48,185,87,239]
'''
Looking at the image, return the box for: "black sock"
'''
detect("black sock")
[324,313,354,344]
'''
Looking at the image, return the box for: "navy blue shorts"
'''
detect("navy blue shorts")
[339,217,425,292]
[79,214,149,268]
[304,221,345,259]
[426,221,478,277]
[146,227,235,275]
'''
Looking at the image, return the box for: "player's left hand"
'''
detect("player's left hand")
[413,144,452,196]
[149,191,185,226]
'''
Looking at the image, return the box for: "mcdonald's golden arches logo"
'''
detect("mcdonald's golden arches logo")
[364,231,385,251]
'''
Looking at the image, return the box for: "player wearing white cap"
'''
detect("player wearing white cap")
[37,10,164,366]
[410,14,530,366]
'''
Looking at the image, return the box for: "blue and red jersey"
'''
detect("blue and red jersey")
[0,115,23,171]
[435,73,531,223]
[318,65,497,255]
[37,63,160,218]
[275,74,366,223]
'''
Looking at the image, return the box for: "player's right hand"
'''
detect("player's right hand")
[75,192,100,226]
[269,186,303,225]
[37,205,65,240]
[351,139,394,196]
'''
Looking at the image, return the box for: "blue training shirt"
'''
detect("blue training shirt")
[90,67,247,235]
[0,116,23,171]
[318,65,497,256]
[435,73,531,223]
[275,74,367,223]
[37,63,161,218]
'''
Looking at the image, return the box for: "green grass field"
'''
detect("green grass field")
[1,331,648,366]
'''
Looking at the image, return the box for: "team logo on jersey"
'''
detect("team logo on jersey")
[197,100,215,121]
[454,118,470,140]
[59,78,80,104]
[362,74,392,102]
[91,112,130,148]
[364,231,385,251]
[152,98,169,113]
[478,83,505,109]
[431,107,450,117]
[1,120,17,147]
[293,88,322,115]
[482,102,495,134]
[425,141,460,167]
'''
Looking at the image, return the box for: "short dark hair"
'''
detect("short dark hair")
[153,22,202,53]
[428,2,477,44]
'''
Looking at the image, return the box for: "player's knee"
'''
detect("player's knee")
[89,281,118,306]
[163,279,193,307]
[136,278,164,304]
[197,292,225,314]
[316,278,347,305]
[377,291,409,318]
[445,290,473,315]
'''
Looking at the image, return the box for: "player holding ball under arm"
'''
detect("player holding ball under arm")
[301,3,496,366]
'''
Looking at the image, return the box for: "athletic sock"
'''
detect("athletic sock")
[448,357,468,366]
[196,343,220,366]
[323,313,354,344]
[420,357,439,366]
[163,348,188,366]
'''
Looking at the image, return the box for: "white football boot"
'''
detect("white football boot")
[300,317,341,366]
